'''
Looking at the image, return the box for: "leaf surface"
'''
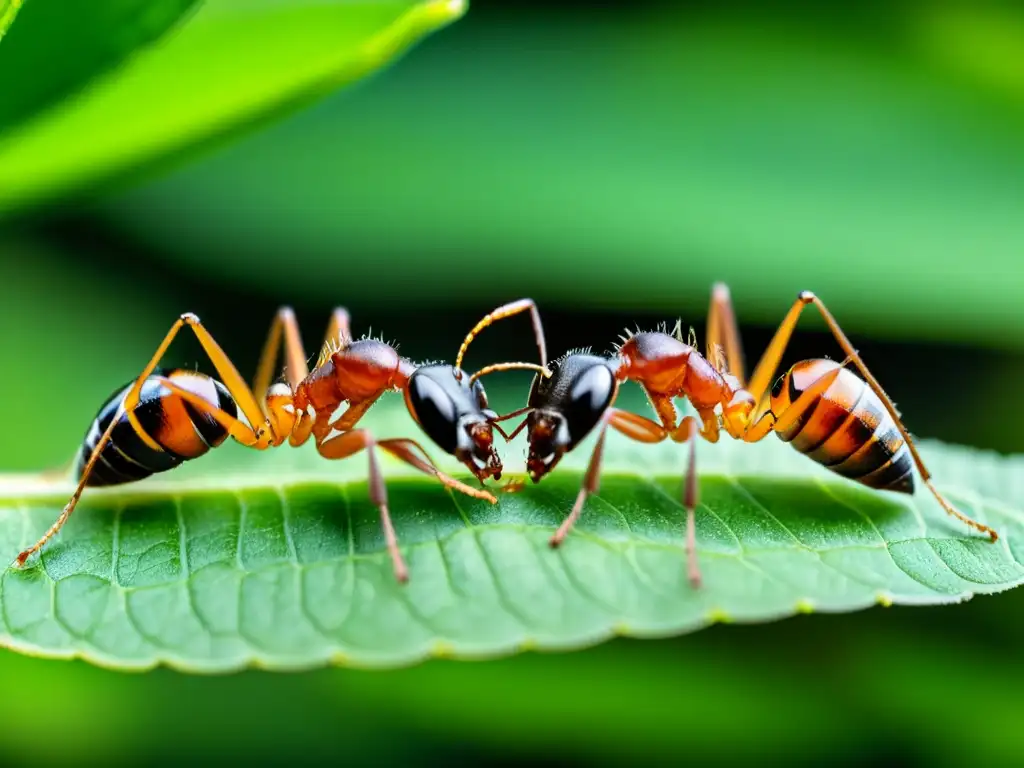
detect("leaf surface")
[2,403,1021,672]
[0,0,466,215]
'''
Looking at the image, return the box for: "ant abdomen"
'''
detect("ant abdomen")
[770,359,914,494]
[77,369,239,487]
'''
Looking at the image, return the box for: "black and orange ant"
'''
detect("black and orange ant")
[14,300,549,583]
[499,284,998,587]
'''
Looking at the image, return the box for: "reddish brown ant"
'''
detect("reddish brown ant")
[500,285,998,587]
[15,300,549,583]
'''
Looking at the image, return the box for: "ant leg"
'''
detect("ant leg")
[645,392,719,443]
[253,307,310,406]
[156,379,266,447]
[15,314,271,567]
[705,282,747,383]
[746,292,998,541]
[289,392,381,450]
[376,439,497,503]
[329,395,382,434]
[316,430,496,582]
[325,307,352,346]
[604,410,704,585]
[254,306,352,397]
[679,416,702,587]
[253,306,352,440]
[550,409,667,547]
[455,298,548,371]
[550,422,609,549]
[549,411,704,584]
[740,365,846,443]
[316,429,408,582]
[313,307,354,369]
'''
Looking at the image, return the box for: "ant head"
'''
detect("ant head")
[523,409,571,482]
[404,364,503,482]
[522,354,617,483]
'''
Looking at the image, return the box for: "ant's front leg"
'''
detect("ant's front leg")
[316,429,495,583]
[550,408,702,587]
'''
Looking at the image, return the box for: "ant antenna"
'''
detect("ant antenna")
[454,299,549,378]
[468,362,551,386]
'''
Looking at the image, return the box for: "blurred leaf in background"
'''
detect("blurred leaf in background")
[0,0,466,215]
[0,0,199,132]
[89,2,1024,349]
[0,0,22,42]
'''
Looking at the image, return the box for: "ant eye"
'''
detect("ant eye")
[406,371,459,454]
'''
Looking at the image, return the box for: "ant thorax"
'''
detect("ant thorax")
[295,338,412,416]
[615,331,732,413]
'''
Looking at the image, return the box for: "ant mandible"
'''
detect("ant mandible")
[499,284,999,587]
[14,300,550,583]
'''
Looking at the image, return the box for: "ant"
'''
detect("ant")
[14,300,550,583]
[499,284,999,587]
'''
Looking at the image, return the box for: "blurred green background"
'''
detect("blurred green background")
[2,0,1023,765]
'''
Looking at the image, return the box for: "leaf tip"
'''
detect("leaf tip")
[423,0,468,25]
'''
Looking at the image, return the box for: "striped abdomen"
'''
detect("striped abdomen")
[77,369,240,487]
[769,359,913,494]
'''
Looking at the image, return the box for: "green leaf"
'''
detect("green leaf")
[2,403,1021,672]
[0,0,466,216]
[0,0,199,134]
[0,0,23,42]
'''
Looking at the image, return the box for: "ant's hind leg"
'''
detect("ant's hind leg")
[253,306,352,439]
[705,282,747,383]
[253,306,351,396]
[746,292,998,542]
[15,314,272,567]
[550,409,702,586]
[254,307,310,403]
[550,410,664,542]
